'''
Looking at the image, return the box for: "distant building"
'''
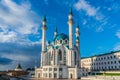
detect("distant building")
[6,63,29,77]
[81,50,120,74]
[15,63,22,71]
[0,71,6,75]
[35,8,81,79]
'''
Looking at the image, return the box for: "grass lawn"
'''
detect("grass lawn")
[104,73,120,76]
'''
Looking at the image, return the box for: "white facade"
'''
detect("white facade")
[35,9,81,79]
[81,51,120,73]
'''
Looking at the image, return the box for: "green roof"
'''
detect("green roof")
[54,33,68,41]
[81,50,120,59]
[55,46,59,49]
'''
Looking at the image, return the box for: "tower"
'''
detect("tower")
[54,27,58,38]
[75,23,80,67]
[68,8,75,67]
[41,16,47,66]
[68,8,74,49]
[76,23,80,47]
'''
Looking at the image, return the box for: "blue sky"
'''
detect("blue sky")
[0,0,120,70]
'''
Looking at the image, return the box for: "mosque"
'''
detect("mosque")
[35,9,81,79]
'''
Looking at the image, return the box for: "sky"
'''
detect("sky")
[0,0,120,70]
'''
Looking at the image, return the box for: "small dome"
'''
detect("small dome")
[54,33,68,41]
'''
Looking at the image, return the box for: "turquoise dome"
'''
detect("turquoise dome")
[54,33,68,41]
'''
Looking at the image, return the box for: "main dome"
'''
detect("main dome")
[54,33,68,41]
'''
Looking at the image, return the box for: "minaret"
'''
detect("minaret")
[75,23,80,67]
[68,8,75,67]
[76,23,80,47]
[41,16,47,66]
[42,16,47,52]
[54,27,58,38]
[68,8,74,49]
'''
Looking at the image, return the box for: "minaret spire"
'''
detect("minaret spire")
[76,23,80,47]
[41,15,47,66]
[68,7,74,49]
[70,7,73,15]
[54,26,58,38]
[42,15,47,52]
[75,23,80,67]
[68,7,75,67]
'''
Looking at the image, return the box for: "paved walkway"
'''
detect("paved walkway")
[82,76,120,80]
[23,76,120,80]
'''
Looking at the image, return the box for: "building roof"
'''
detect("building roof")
[81,50,120,59]
[54,33,68,41]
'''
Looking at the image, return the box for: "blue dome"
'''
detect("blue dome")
[54,33,68,41]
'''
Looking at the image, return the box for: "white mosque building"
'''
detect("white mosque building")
[35,9,81,79]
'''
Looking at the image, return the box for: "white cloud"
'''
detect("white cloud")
[116,30,120,39]
[2,54,30,62]
[74,0,104,21]
[96,26,104,32]
[74,0,97,16]
[0,0,41,43]
[0,31,17,42]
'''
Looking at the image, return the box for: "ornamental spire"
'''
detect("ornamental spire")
[54,26,58,38]
[68,7,74,49]
[42,15,47,30]
[76,22,79,28]
[69,7,73,15]
[43,15,46,22]
[75,23,80,47]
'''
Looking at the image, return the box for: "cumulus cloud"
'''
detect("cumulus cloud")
[0,0,41,43]
[74,0,105,21]
[74,0,106,32]
[0,0,42,70]
[74,0,97,16]
[0,31,18,43]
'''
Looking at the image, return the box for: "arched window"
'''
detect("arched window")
[65,40,67,44]
[60,40,62,44]
[58,50,62,61]
[64,50,66,65]
[74,52,77,65]
[51,52,53,61]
